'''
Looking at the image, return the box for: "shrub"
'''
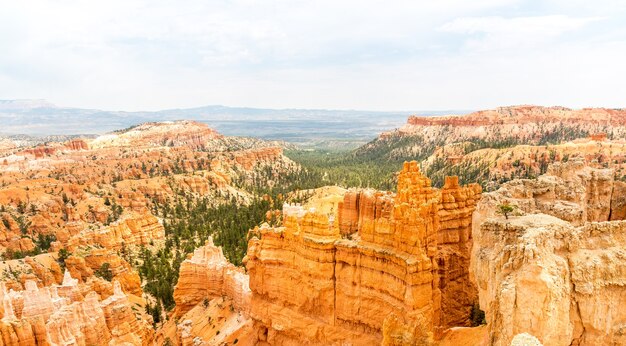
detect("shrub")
[57,248,71,269]
[94,262,113,281]
[497,202,516,219]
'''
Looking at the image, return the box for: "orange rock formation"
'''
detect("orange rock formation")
[476,159,626,225]
[245,161,481,345]
[173,238,251,316]
[0,273,153,345]
[406,106,626,128]
[472,160,626,346]
[368,106,626,163]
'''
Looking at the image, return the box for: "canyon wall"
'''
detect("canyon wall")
[245,161,481,345]
[476,159,626,226]
[362,106,626,165]
[473,216,626,346]
[66,213,165,251]
[472,160,626,346]
[400,106,626,139]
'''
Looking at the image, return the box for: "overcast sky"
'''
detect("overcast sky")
[1,0,625,111]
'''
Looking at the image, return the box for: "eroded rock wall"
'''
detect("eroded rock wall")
[476,159,626,226]
[473,215,626,346]
[472,161,626,345]
[245,161,481,345]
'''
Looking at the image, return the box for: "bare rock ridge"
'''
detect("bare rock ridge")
[365,106,626,164]
[406,106,626,127]
[472,160,626,346]
[90,120,222,149]
[244,161,481,345]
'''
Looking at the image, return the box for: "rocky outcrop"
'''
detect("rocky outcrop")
[16,139,88,159]
[421,134,626,191]
[406,106,626,128]
[476,159,626,226]
[89,120,222,149]
[473,168,626,346]
[102,281,155,345]
[0,253,63,290]
[173,238,251,316]
[64,248,142,296]
[67,213,164,251]
[156,296,255,346]
[64,139,89,151]
[245,161,481,345]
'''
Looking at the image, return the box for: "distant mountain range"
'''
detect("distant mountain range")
[0,99,469,149]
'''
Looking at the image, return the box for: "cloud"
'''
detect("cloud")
[0,1,624,111]
[440,15,602,51]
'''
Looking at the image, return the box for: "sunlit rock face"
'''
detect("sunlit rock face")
[89,120,222,150]
[245,161,481,345]
[66,213,165,251]
[472,161,626,346]
[362,106,626,164]
[475,159,626,226]
[0,120,304,345]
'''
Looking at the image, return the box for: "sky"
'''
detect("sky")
[1,0,625,111]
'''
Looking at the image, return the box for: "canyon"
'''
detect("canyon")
[2,107,626,345]
[162,161,483,345]
[170,158,626,346]
[0,120,297,345]
[245,161,482,345]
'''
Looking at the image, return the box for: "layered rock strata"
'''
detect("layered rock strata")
[66,213,164,251]
[245,161,481,345]
[476,159,626,225]
[402,106,626,141]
